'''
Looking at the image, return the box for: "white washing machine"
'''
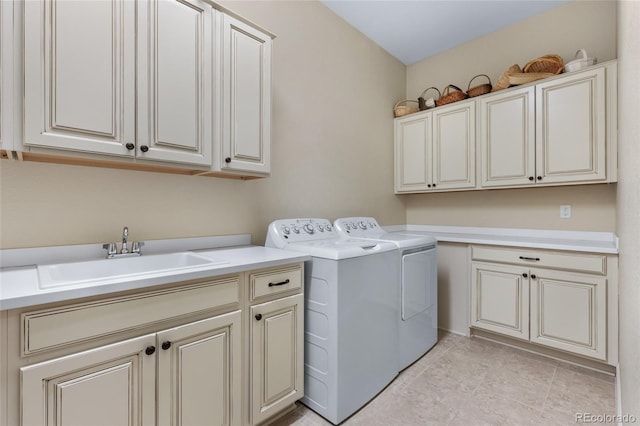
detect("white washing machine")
[266,218,399,425]
[334,217,438,371]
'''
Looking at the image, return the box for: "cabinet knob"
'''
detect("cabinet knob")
[536,176,542,181]
[125,143,135,151]
[161,341,172,351]
[427,184,432,188]
[145,346,156,356]
[432,183,436,188]
[225,157,231,163]
[255,313,262,321]
[528,176,534,181]
[522,273,528,278]
[531,274,537,279]
[140,145,149,153]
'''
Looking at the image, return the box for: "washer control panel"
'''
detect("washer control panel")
[266,218,336,248]
[334,217,384,237]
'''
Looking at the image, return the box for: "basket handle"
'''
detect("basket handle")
[394,99,419,108]
[419,86,441,100]
[467,74,491,91]
[574,49,588,60]
[442,84,464,96]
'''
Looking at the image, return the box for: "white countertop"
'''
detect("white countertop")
[383,225,619,254]
[0,243,309,311]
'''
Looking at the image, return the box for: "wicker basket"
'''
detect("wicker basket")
[523,54,564,75]
[418,87,441,111]
[467,74,492,98]
[492,64,522,92]
[393,100,419,118]
[436,85,468,107]
[508,72,555,85]
[564,49,597,73]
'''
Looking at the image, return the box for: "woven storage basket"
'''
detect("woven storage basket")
[393,100,419,117]
[508,72,554,85]
[436,85,468,107]
[523,54,564,75]
[564,49,597,72]
[418,87,441,111]
[467,74,492,98]
[492,64,522,92]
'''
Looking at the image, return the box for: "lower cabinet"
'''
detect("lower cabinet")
[21,311,242,426]
[7,263,305,426]
[250,294,304,425]
[470,246,611,362]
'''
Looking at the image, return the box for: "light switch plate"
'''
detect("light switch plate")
[560,205,572,219]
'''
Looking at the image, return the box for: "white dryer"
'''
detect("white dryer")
[265,218,399,425]
[334,217,438,371]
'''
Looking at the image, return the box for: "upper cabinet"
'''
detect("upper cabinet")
[216,14,272,175]
[396,62,617,194]
[136,0,214,166]
[23,0,137,157]
[18,0,273,176]
[395,100,475,193]
[1,0,14,153]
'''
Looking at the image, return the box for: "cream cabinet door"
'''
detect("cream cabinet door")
[220,14,272,174]
[250,294,304,425]
[535,67,606,184]
[530,269,607,360]
[471,262,529,341]
[136,0,213,166]
[394,113,432,192]
[157,311,242,426]
[432,101,476,190]
[24,0,136,156]
[21,334,156,426]
[1,0,13,152]
[479,87,536,187]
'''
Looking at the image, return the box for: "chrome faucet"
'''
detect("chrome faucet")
[103,226,143,259]
[121,227,130,254]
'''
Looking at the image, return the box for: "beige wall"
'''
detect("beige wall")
[405,0,617,232]
[616,0,640,419]
[0,1,407,249]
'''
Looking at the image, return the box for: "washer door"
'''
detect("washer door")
[402,247,437,320]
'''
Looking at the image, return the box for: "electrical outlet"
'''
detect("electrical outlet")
[560,205,572,219]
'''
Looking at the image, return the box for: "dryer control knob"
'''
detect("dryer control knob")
[326,224,333,232]
[282,226,291,235]
[292,225,300,234]
[359,221,367,230]
[303,224,315,234]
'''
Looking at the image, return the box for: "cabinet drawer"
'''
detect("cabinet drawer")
[471,246,607,275]
[22,276,239,355]
[250,266,303,301]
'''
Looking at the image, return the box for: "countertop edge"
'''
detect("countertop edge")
[0,247,310,311]
[383,225,619,254]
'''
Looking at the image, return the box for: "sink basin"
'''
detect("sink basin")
[37,252,228,289]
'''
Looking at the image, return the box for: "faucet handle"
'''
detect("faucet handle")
[103,243,117,258]
[131,241,144,255]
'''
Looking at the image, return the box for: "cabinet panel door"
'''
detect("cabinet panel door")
[21,334,156,426]
[394,113,431,192]
[536,67,606,184]
[530,269,606,360]
[1,0,13,151]
[471,262,529,340]
[250,294,304,425]
[479,87,535,187]
[24,0,135,155]
[157,311,242,426]
[221,14,272,174]
[433,101,476,190]
[137,0,213,166]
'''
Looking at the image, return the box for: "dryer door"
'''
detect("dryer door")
[402,247,437,320]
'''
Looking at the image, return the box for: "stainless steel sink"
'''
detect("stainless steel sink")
[37,252,228,289]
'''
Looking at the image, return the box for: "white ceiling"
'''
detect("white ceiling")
[321,0,571,65]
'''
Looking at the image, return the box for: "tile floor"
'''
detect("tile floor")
[271,331,616,426]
